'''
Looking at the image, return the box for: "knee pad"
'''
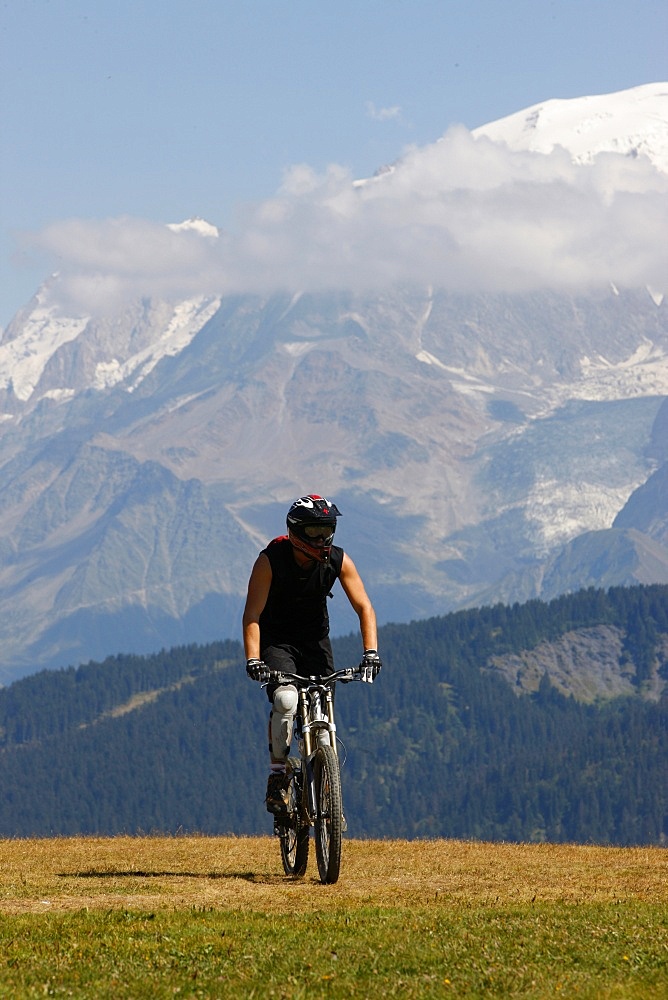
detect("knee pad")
[272,684,299,715]
[270,684,298,761]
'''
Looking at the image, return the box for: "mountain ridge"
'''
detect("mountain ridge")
[0,85,666,680]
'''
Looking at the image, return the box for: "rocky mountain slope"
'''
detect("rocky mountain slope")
[486,624,668,702]
[0,85,666,681]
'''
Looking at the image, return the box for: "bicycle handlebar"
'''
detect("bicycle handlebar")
[258,666,366,688]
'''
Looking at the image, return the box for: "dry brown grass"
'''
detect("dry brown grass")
[1,836,666,914]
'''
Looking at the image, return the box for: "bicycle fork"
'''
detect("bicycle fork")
[297,687,338,823]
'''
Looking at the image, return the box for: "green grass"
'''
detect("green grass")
[0,837,666,998]
[1,902,666,998]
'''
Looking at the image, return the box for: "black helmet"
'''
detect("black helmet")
[286,494,341,562]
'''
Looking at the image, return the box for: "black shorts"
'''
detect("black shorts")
[261,637,334,702]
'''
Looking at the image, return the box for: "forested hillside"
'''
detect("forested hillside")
[0,585,665,844]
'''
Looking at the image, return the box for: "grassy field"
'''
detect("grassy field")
[0,836,666,998]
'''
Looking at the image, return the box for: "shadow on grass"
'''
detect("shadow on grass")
[58,870,300,884]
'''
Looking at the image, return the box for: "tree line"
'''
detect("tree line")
[0,585,665,844]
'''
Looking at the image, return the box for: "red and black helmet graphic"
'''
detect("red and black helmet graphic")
[286,495,341,562]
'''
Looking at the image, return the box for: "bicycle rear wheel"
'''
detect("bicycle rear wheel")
[314,744,343,884]
[279,766,309,877]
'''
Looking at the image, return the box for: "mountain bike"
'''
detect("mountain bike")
[257,665,372,884]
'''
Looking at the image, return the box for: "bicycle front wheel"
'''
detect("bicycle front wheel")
[313,744,343,884]
[279,767,310,877]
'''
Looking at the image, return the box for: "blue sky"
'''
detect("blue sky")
[1,0,666,328]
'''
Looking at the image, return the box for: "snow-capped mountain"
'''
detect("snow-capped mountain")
[0,289,221,401]
[0,84,666,682]
[472,82,668,172]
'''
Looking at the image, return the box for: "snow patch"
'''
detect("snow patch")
[282,341,314,357]
[95,296,221,392]
[276,292,304,323]
[423,338,668,413]
[574,342,668,400]
[416,349,450,371]
[0,307,89,401]
[93,359,124,390]
[42,388,75,402]
[525,478,643,553]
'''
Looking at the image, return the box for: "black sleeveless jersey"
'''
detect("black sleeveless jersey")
[259,536,344,646]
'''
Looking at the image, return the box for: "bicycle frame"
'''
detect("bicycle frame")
[264,667,356,819]
[260,664,370,883]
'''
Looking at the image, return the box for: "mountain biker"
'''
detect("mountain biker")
[242,494,381,814]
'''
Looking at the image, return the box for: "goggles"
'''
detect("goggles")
[303,524,335,541]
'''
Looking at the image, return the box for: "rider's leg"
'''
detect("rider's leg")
[264,685,298,813]
[261,645,300,813]
[266,637,332,761]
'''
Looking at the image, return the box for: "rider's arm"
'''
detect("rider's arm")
[242,553,272,660]
[339,553,378,652]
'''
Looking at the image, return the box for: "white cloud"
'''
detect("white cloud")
[27,126,668,317]
[366,101,403,122]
